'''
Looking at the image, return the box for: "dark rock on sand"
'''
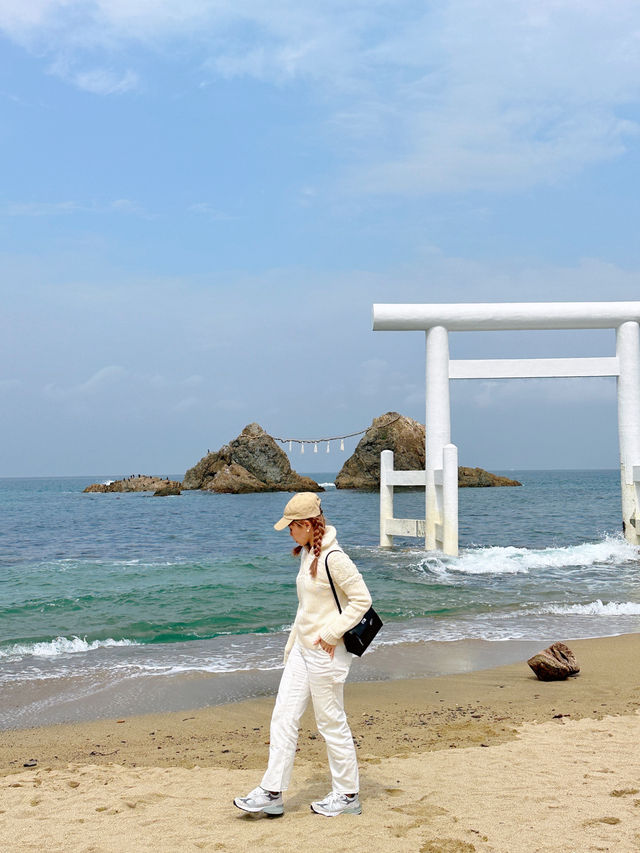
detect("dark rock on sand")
[182,423,322,493]
[335,412,522,490]
[527,643,580,681]
[84,476,182,494]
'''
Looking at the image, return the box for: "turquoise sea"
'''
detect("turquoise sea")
[1,471,639,728]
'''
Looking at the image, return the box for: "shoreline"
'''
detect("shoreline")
[1,633,639,852]
[2,633,638,773]
[0,635,602,731]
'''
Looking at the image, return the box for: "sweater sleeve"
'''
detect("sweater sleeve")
[319,551,372,646]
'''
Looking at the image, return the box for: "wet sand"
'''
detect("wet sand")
[0,637,548,730]
[1,633,639,852]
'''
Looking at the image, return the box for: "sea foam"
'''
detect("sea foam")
[534,600,640,616]
[0,636,137,660]
[419,536,639,576]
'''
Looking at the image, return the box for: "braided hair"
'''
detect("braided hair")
[291,513,326,578]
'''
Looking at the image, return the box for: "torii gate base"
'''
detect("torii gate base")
[373,301,640,555]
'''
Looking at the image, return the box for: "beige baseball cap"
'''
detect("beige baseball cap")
[274,493,322,530]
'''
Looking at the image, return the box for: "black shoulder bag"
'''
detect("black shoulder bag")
[324,550,382,656]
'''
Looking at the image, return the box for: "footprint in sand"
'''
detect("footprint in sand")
[389,818,424,838]
[583,817,621,826]
[610,788,639,797]
[419,840,476,853]
[391,794,448,819]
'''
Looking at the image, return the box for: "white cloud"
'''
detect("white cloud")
[358,358,389,397]
[173,396,199,412]
[188,203,235,220]
[41,366,213,414]
[45,365,128,399]
[1,1,639,189]
[183,374,204,387]
[217,398,246,411]
[342,0,640,192]
[358,357,422,405]
[78,365,127,392]
[1,198,149,217]
[110,198,145,214]
[70,67,139,94]
[3,201,83,216]
[455,377,617,409]
[148,373,168,390]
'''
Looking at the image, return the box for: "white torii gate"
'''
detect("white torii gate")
[372,301,640,555]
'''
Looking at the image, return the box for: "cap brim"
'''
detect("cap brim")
[274,516,290,531]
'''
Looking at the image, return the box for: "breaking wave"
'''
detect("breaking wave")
[0,636,138,661]
[420,536,639,576]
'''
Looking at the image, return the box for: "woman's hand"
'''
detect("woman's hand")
[314,637,335,658]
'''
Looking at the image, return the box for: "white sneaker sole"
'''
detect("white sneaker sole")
[234,798,284,817]
[310,802,362,817]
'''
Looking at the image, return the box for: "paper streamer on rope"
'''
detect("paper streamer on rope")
[271,415,401,455]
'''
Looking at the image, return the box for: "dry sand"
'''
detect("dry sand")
[1,633,639,853]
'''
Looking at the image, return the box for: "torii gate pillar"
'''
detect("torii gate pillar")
[617,321,640,545]
[425,326,458,552]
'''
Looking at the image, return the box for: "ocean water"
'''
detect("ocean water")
[1,471,639,727]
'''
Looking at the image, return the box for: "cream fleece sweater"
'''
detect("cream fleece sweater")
[283,525,372,662]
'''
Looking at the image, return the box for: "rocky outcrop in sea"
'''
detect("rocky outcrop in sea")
[335,412,424,490]
[457,467,522,488]
[84,417,518,496]
[84,476,182,494]
[335,412,522,490]
[182,423,322,493]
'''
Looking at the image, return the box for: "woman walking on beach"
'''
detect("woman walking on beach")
[234,492,372,818]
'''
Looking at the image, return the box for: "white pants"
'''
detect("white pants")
[260,642,358,794]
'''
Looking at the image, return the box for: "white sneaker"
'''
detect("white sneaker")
[234,786,284,816]
[310,791,362,817]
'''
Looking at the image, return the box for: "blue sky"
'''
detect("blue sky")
[1,0,640,476]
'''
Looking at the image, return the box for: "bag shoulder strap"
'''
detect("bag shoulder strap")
[324,550,343,614]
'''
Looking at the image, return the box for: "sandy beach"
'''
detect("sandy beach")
[1,633,639,852]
